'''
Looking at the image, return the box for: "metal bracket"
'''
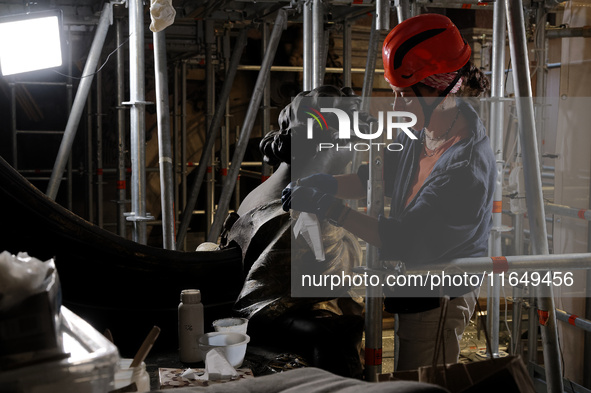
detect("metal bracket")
[124,212,155,222]
[492,224,513,233]
[121,100,154,106]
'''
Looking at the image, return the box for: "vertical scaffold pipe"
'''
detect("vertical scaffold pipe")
[395,0,411,23]
[312,0,324,89]
[128,0,149,244]
[487,0,507,358]
[116,15,127,238]
[364,7,391,381]
[342,19,352,89]
[205,20,216,236]
[303,0,313,91]
[505,1,563,391]
[153,29,176,250]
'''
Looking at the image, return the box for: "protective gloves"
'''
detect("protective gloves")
[281,182,350,226]
[297,173,338,195]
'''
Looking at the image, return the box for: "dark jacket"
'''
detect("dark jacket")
[377,99,496,312]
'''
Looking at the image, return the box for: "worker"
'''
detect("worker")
[282,13,495,370]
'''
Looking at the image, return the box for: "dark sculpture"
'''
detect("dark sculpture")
[222,86,371,378]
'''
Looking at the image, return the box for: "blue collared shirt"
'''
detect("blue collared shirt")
[374,100,496,311]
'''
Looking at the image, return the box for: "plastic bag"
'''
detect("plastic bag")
[0,251,62,367]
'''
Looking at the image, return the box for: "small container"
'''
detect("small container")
[178,289,204,363]
[212,317,249,334]
[198,332,250,368]
[114,358,150,392]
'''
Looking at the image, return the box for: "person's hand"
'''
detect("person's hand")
[281,183,337,220]
[297,173,338,195]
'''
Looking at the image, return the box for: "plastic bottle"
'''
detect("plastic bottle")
[178,289,204,363]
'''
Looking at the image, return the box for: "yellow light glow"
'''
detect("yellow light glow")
[0,15,62,76]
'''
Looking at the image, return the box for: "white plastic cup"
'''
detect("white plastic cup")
[198,332,250,368]
[212,317,248,334]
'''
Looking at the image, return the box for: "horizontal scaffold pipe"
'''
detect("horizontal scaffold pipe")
[399,253,591,275]
[556,309,591,333]
[235,65,384,73]
[545,202,591,221]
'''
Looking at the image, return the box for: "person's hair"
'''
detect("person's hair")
[458,62,490,97]
[414,62,490,98]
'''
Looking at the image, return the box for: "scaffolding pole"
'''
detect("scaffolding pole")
[153,29,176,250]
[545,202,591,221]
[205,20,216,237]
[376,0,390,31]
[125,0,152,244]
[364,7,391,381]
[395,0,412,23]
[361,15,379,112]
[556,309,591,333]
[507,3,562,390]
[303,0,313,91]
[173,63,180,236]
[487,0,507,358]
[399,252,591,275]
[587,137,591,389]
[261,22,272,182]
[181,61,188,236]
[312,0,324,89]
[116,14,127,238]
[176,28,248,249]
[96,58,104,229]
[86,86,94,223]
[342,18,352,88]
[221,30,231,209]
[46,2,112,201]
[207,9,288,242]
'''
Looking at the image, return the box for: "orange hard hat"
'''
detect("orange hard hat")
[382,14,471,88]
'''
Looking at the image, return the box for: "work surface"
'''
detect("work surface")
[147,364,446,393]
[144,350,448,393]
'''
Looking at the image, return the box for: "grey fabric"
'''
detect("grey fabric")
[151,367,449,393]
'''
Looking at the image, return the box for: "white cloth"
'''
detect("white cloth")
[395,290,479,371]
[149,0,176,33]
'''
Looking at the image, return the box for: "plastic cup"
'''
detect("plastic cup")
[198,332,250,368]
[212,317,248,334]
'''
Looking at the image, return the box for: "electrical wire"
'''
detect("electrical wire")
[52,35,130,80]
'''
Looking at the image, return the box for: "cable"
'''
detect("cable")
[53,35,130,80]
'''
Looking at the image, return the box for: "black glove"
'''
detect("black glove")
[297,173,338,195]
[282,183,350,225]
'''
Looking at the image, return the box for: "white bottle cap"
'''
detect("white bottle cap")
[181,289,201,303]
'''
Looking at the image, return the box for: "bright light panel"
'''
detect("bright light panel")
[0,13,63,76]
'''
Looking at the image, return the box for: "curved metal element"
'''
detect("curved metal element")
[0,155,243,355]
